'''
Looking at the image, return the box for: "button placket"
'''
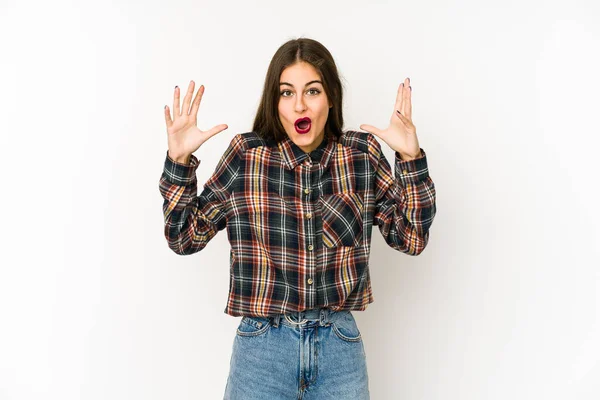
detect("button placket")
[302,157,316,308]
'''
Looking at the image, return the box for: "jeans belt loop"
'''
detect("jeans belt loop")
[271,314,281,328]
[284,311,308,325]
[319,308,328,326]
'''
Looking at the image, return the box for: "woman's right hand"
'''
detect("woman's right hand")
[164,80,228,164]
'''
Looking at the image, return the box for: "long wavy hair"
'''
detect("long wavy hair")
[252,38,344,142]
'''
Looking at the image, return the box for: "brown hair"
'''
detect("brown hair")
[252,37,345,142]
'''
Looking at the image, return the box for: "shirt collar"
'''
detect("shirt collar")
[277,134,337,170]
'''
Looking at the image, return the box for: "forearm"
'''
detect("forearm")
[159,152,222,255]
[375,148,436,255]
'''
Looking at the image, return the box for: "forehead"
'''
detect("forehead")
[279,62,321,85]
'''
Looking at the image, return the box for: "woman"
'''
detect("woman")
[159,38,436,399]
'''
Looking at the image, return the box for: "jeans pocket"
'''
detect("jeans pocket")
[331,312,362,342]
[236,316,272,337]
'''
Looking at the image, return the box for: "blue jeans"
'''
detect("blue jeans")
[223,307,370,399]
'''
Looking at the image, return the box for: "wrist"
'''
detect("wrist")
[397,150,421,161]
[168,150,191,165]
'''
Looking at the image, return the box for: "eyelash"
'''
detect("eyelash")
[280,88,321,97]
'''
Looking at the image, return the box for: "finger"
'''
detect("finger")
[164,105,173,128]
[173,85,180,118]
[404,78,412,119]
[400,78,410,115]
[359,124,383,138]
[396,111,416,132]
[182,80,195,115]
[394,82,404,116]
[395,110,408,124]
[189,84,205,119]
[203,124,229,141]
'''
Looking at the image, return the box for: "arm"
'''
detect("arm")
[371,135,436,255]
[158,134,243,255]
[360,78,435,255]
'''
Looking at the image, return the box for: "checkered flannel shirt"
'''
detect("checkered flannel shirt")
[159,130,436,317]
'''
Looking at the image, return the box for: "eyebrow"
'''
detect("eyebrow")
[279,80,323,88]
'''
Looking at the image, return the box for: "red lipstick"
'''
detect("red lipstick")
[294,117,311,134]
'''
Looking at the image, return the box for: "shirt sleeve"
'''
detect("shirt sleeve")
[158,134,243,255]
[370,134,437,255]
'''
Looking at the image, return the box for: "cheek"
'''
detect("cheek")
[277,105,289,122]
[318,105,330,121]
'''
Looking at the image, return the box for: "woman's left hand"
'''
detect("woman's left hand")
[360,77,422,160]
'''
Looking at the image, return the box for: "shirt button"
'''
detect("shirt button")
[304,188,310,194]
[402,169,408,175]
[308,244,314,251]
[306,212,312,219]
[307,278,313,285]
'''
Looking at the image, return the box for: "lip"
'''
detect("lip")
[294,117,312,134]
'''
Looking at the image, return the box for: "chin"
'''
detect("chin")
[295,134,323,152]
[295,133,315,142]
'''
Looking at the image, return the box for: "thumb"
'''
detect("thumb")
[359,124,383,138]
[204,124,229,140]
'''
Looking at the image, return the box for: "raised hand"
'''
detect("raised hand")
[164,80,228,164]
[359,77,422,160]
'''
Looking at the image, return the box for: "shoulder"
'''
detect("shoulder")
[227,131,270,152]
[339,130,383,159]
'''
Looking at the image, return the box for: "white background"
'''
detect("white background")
[1,0,599,399]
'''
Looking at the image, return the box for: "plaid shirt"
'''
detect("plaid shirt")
[159,131,436,317]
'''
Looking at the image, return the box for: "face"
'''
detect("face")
[278,62,332,153]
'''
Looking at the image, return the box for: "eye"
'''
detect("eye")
[307,88,321,95]
[280,90,292,97]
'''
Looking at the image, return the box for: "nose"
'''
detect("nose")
[294,95,307,113]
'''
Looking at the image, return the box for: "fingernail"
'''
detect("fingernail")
[409,86,412,91]
[175,85,178,89]
[164,105,167,109]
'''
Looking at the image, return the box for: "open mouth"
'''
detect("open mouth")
[294,117,312,134]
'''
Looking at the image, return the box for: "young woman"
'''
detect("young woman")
[159,38,436,399]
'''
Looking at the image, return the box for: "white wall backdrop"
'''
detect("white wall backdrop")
[1,0,599,399]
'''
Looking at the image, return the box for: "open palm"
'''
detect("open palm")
[164,80,228,163]
[360,77,421,160]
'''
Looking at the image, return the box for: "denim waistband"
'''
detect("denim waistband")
[268,307,348,328]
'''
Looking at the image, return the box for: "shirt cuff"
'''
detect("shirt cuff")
[162,151,201,186]
[395,148,430,185]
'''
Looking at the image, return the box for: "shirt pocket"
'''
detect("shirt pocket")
[230,190,299,249]
[319,192,364,248]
